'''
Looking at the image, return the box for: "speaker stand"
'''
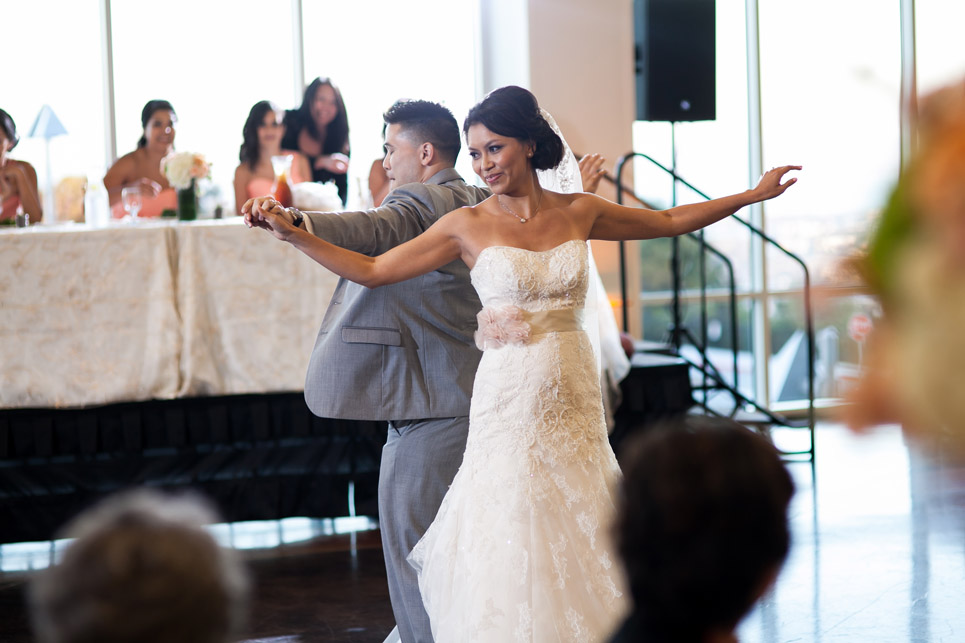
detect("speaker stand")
[664,121,711,408]
[667,121,684,350]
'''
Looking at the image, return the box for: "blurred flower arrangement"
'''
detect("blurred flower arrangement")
[846,77,965,457]
[161,152,211,190]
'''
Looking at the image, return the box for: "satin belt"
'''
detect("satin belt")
[526,308,585,335]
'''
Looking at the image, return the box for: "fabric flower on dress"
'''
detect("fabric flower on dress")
[475,305,531,350]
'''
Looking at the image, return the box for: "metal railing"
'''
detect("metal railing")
[610,151,816,460]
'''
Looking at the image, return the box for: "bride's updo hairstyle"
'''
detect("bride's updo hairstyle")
[463,86,564,171]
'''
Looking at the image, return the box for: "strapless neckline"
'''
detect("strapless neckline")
[471,239,584,274]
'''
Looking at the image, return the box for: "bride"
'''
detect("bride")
[245,85,798,642]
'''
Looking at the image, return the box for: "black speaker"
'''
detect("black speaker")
[634,0,716,122]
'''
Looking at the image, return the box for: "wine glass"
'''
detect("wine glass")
[121,186,142,222]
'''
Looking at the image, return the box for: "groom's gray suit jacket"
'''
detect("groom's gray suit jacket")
[303,168,490,421]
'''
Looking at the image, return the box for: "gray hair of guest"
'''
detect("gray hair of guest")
[29,489,250,643]
[382,99,461,166]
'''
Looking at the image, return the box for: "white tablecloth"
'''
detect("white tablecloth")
[0,219,338,409]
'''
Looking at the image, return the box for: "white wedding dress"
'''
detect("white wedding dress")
[408,239,629,642]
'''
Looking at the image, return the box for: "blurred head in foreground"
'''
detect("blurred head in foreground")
[613,417,794,643]
[30,489,249,643]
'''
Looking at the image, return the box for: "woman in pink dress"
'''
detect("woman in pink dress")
[0,109,43,224]
[103,100,178,219]
[233,101,311,214]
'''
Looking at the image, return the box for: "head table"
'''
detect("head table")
[0,218,387,543]
[1,218,339,409]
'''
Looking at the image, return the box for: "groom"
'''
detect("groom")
[246,99,487,643]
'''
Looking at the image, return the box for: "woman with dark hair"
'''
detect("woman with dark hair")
[103,99,177,218]
[233,101,311,214]
[245,85,799,641]
[281,77,351,204]
[0,109,43,224]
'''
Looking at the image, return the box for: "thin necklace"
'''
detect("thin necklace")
[497,187,543,224]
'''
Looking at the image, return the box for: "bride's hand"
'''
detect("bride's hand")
[242,196,273,230]
[752,165,801,201]
[243,196,297,240]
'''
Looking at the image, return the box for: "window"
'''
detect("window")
[759,0,901,406]
[301,0,479,207]
[631,1,904,409]
[631,1,756,398]
[110,0,297,213]
[916,0,965,96]
[4,0,106,218]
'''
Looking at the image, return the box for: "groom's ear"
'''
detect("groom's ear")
[420,142,435,166]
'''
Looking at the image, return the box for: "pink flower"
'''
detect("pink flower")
[474,305,531,350]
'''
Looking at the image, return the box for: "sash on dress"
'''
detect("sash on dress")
[474,305,585,350]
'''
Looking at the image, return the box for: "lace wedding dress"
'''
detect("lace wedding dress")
[408,239,628,642]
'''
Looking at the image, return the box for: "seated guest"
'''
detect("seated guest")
[281,77,351,204]
[103,100,178,218]
[0,108,43,224]
[612,417,795,643]
[233,100,311,214]
[29,489,250,643]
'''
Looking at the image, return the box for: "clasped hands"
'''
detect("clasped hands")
[242,196,297,238]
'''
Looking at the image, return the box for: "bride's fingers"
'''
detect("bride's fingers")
[772,165,802,177]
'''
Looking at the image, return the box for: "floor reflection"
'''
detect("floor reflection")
[0,516,379,572]
[3,423,964,642]
[739,423,965,643]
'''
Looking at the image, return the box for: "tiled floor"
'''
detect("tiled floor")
[1,422,964,642]
[740,423,965,642]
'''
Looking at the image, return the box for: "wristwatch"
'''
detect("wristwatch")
[288,207,304,229]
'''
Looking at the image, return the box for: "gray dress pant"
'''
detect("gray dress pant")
[380,416,469,643]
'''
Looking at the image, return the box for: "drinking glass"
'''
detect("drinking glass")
[122,186,143,222]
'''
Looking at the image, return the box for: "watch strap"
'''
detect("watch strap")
[289,208,304,229]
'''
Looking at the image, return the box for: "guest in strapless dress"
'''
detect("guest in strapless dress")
[0,109,43,225]
[281,77,351,205]
[233,101,311,214]
[104,100,178,219]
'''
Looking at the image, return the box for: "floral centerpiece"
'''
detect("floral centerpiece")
[161,152,211,220]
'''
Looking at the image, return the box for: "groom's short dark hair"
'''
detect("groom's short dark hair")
[383,100,461,166]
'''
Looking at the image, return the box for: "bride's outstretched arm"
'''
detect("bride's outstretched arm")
[247,201,464,288]
[588,165,800,241]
